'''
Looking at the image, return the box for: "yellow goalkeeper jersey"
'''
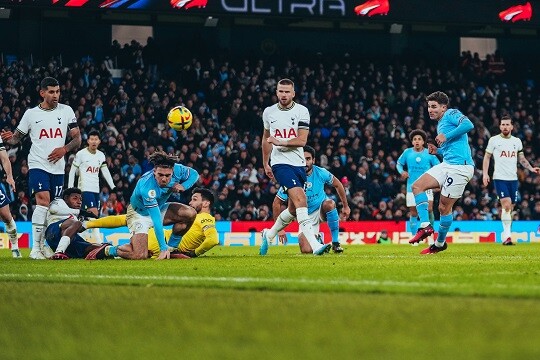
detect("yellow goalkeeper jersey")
[148,212,219,258]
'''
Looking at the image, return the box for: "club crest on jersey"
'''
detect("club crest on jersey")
[274,128,297,138]
[39,128,63,139]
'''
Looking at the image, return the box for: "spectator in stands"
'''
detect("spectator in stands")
[0,46,538,223]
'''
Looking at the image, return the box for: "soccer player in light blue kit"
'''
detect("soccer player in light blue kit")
[97,151,198,260]
[409,91,474,254]
[397,129,440,241]
[273,146,350,253]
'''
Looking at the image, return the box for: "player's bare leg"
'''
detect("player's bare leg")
[298,233,313,254]
[163,203,197,248]
[115,234,149,260]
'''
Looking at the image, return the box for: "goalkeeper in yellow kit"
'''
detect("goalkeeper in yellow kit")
[85,188,219,258]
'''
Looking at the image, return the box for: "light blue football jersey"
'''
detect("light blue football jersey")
[277,165,334,214]
[437,108,474,165]
[397,148,440,192]
[130,163,197,215]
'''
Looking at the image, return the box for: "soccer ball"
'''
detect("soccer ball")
[167,106,193,131]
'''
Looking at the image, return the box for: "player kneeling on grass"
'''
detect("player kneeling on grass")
[45,188,111,260]
[273,146,350,254]
[84,188,219,259]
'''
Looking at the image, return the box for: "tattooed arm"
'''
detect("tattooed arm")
[47,127,82,164]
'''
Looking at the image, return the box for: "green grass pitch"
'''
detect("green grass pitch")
[2,243,540,360]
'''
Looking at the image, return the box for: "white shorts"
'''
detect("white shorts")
[426,163,474,199]
[406,190,434,207]
[126,203,169,235]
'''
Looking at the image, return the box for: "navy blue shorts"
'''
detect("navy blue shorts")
[45,220,92,259]
[0,182,11,209]
[493,180,519,203]
[82,191,100,210]
[272,164,307,192]
[29,169,64,199]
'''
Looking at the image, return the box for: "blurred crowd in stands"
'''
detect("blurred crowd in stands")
[1,38,540,222]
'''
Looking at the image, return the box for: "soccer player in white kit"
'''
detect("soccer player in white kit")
[259,78,331,256]
[68,130,115,242]
[1,77,81,259]
[482,115,540,245]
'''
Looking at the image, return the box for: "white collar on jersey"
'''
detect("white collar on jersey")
[38,103,58,111]
[277,101,296,111]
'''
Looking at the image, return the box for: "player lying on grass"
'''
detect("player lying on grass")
[272,145,350,254]
[84,187,219,258]
[45,188,111,260]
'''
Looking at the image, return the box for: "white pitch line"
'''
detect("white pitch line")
[2,273,540,291]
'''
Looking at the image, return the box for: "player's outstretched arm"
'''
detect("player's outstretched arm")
[332,176,351,219]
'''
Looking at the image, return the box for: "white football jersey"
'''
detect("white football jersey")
[485,135,523,180]
[17,103,77,174]
[46,198,80,226]
[262,101,309,167]
[70,148,107,192]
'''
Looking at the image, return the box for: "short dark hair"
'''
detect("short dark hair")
[500,115,514,124]
[278,78,294,88]
[426,91,449,106]
[409,129,427,143]
[40,77,59,90]
[303,145,316,159]
[63,187,82,200]
[149,151,177,168]
[192,187,214,207]
[87,130,100,138]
